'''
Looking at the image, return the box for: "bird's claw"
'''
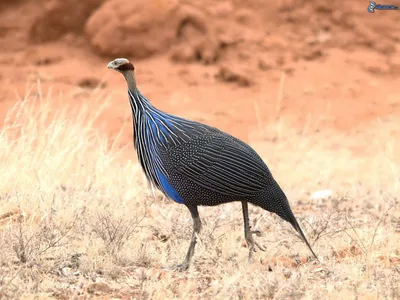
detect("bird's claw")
[253,240,266,252]
[249,230,266,252]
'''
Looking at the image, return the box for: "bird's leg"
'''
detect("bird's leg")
[167,205,201,271]
[242,201,266,263]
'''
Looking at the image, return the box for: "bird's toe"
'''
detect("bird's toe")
[245,235,266,253]
[163,262,190,272]
[254,240,266,252]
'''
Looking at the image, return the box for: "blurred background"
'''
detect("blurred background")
[0,1,400,298]
[1,0,399,146]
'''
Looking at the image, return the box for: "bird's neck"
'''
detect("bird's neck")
[128,88,155,116]
[123,72,137,91]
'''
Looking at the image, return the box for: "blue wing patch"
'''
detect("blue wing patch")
[156,169,184,204]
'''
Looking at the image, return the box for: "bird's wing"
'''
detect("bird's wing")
[165,130,273,197]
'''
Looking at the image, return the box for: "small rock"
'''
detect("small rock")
[302,49,324,61]
[61,267,72,276]
[258,56,275,71]
[216,65,253,87]
[283,268,292,278]
[34,55,63,66]
[311,189,333,200]
[78,77,106,89]
[87,282,112,295]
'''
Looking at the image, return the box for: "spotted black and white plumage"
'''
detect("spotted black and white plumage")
[130,89,295,219]
[107,58,318,270]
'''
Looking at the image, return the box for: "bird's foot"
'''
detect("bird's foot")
[163,261,190,272]
[252,239,266,252]
[245,230,266,263]
[248,230,266,252]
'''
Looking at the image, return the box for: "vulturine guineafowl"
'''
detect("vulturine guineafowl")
[107,58,318,270]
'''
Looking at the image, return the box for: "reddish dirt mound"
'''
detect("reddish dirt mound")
[26,0,400,72]
[85,0,220,62]
[0,0,399,146]
[30,0,106,43]
[85,0,181,58]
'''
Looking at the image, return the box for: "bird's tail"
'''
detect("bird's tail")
[254,182,319,261]
[285,210,319,262]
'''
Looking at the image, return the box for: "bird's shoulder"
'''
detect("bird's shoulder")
[162,117,264,166]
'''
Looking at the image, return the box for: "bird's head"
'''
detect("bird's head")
[107,58,135,73]
[107,58,137,90]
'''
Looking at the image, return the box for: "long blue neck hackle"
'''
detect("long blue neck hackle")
[127,86,187,203]
[122,68,208,204]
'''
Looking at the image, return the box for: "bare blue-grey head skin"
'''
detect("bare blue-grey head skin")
[107,58,136,89]
[107,58,319,271]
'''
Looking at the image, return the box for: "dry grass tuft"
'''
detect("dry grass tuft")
[0,84,399,299]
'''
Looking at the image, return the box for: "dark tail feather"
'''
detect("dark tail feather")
[254,183,319,261]
[287,212,319,262]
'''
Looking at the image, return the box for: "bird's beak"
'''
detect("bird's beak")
[107,61,115,69]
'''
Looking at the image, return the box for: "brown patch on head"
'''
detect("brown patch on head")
[117,63,135,71]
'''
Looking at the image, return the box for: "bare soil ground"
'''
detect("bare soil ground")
[0,0,399,299]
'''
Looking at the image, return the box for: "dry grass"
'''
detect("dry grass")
[0,83,399,299]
